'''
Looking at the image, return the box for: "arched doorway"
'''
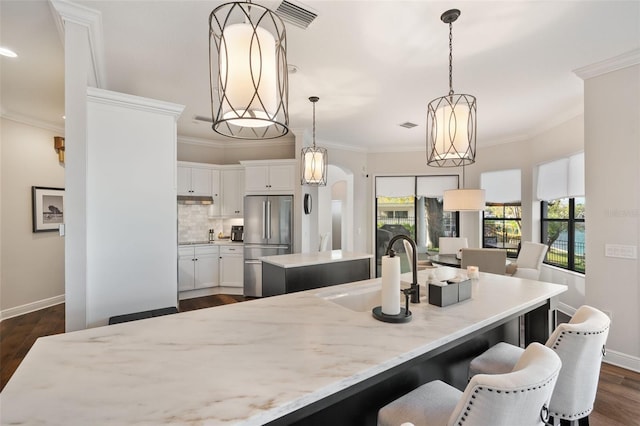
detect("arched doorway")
[317,164,354,251]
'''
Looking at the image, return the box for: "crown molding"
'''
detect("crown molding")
[1,110,65,133]
[49,0,107,88]
[87,87,185,117]
[574,49,640,80]
[177,134,295,149]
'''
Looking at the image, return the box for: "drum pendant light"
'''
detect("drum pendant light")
[209,1,289,139]
[426,9,476,167]
[301,96,328,186]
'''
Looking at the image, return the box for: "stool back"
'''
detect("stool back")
[545,305,610,420]
[449,342,561,426]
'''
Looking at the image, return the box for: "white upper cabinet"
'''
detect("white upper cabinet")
[242,159,296,194]
[177,165,212,196]
[221,167,245,217]
[209,169,221,217]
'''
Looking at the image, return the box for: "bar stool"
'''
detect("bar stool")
[468,305,610,425]
[377,342,561,426]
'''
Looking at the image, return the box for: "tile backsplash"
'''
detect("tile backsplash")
[178,205,243,243]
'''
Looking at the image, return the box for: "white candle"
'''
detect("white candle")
[381,253,401,315]
[467,265,479,280]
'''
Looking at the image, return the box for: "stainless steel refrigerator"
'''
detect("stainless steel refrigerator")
[243,195,293,297]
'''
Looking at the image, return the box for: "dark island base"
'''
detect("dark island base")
[262,258,371,296]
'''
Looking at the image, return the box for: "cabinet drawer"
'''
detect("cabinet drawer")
[195,246,219,256]
[220,245,242,255]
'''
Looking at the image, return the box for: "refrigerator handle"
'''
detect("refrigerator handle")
[262,201,267,239]
[267,200,272,239]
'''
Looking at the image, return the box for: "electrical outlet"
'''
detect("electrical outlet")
[605,244,637,259]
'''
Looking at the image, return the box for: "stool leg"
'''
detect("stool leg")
[578,416,589,426]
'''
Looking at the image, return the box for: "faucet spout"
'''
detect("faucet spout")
[385,235,420,303]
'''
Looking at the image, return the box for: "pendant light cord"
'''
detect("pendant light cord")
[448,21,454,96]
[312,100,316,149]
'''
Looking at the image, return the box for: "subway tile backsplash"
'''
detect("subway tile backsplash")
[177,205,243,243]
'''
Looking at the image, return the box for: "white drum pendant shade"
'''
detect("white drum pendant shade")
[302,148,327,185]
[220,24,276,127]
[210,2,289,139]
[428,94,477,167]
[443,188,485,212]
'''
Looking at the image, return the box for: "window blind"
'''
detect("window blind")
[375,176,415,197]
[416,175,458,197]
[480,169,521,203]
[537,152,584,200]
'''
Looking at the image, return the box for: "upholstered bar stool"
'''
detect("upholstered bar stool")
[377,342,561,426]
[468,305,610,425]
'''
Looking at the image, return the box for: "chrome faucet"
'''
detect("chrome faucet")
[386,235,420,303]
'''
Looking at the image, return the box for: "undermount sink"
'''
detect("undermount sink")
[317,281,414,312]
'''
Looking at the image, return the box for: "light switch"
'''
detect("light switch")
[605,244,637,259]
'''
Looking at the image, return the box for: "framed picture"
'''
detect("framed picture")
[32,186,64,232]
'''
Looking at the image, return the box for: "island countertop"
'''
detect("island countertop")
[0,269,566,425]
[260,249,373,268]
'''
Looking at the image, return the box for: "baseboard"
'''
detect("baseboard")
[604,349,640,373]
[0,294,65,321]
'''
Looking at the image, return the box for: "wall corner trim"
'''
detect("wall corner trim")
[573,48,640,80]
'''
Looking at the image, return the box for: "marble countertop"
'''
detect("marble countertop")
[260,249,374,268]
[179,240,244,247]
[1,268,566,425]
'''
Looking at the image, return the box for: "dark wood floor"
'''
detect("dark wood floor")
[1,299,639,426]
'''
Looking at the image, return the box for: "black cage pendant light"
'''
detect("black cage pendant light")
[209,1,289,139]
[301,96,328,186]
[427,9,477,167]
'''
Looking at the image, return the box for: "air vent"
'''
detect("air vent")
[275,0,318,29]
[399,122,418,129]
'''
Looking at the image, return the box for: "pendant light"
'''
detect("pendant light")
[301,96,328,186]
[426,9,476,167]
[428,9,484,211]
[209,1,289,139]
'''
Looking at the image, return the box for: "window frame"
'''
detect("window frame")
[540,197,585,273]
[482,202,522,258]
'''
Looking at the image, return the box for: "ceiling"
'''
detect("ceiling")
[1,0,639,152]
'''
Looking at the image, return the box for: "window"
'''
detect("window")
[483,203,521,258]
[375,176,459,276]
[541,197,585,273]
[480,169,522,258]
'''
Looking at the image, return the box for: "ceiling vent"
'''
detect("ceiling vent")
[399,122,418,129]
[275,0,318,29]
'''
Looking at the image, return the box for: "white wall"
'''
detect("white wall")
[83,88,184,328]
[583,63,640,369]
[0,118,65,318]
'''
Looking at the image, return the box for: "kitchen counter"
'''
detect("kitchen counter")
[260,249,373,268]
[1,269,566,425]
[178,240,243,246]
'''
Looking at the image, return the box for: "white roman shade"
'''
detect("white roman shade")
[417,175,458,197]
[481,169,521,203]
[537,152,584,201]
[376,176,415,197]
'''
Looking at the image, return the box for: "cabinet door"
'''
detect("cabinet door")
[195,248,219,289]
[190,168,212,197]
[268,164,295,192]
[178,247,195,291]
[209,169,221,217]
[220,252,244,287]
[244,165,270,192]
[222,169,245,216]
[177,166,191,196]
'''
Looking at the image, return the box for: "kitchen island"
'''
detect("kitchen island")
[261,250,373,296]
[1,268,565,425]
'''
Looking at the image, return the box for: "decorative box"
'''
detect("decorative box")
[428,279,471,307]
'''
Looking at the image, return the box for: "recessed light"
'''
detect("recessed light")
[0,47,18,58]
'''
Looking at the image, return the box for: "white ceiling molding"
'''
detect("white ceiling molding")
[49,0,107,88]
[87,87,185,117]
[177,135,295,149]
[1,110,65,133]
[573,48,640,80]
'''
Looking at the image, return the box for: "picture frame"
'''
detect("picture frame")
[32,186,65,233]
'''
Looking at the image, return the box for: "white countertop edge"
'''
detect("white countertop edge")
[260,250,374,268]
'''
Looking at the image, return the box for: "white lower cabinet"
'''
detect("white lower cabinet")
[178,246,220,291]
[219,245,244,288]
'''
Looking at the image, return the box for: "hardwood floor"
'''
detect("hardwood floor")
[1,299,639,426]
